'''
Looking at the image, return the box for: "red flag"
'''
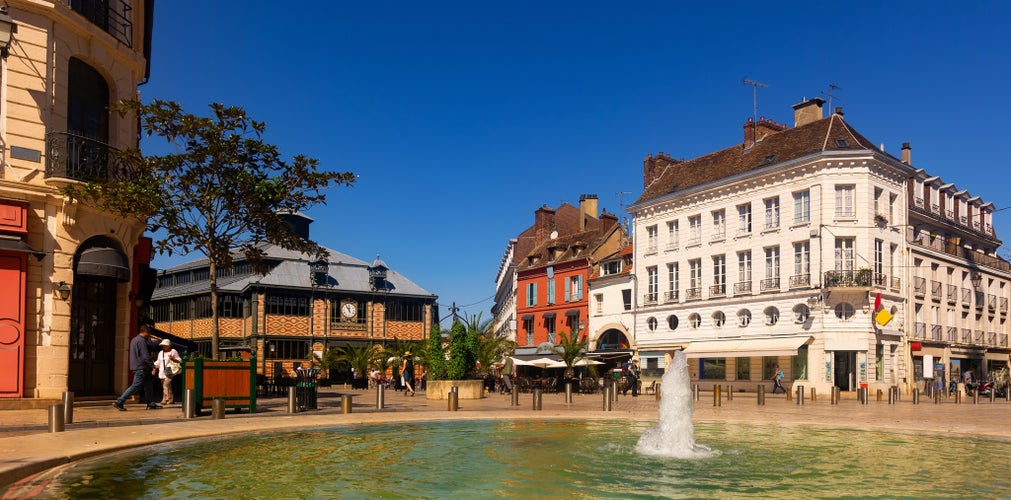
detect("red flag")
[874,292,882,311]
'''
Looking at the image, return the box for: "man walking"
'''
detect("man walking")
[623,358,641,397]
[113,324,162,410]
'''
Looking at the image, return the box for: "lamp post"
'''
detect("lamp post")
[970,272,982,289]
[0,6,18,59]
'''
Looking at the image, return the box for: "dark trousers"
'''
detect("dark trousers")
[116,368,156,406]
[772,379,785,393]
[625,377,638,396]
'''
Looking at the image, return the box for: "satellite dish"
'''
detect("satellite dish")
[549,230,558,239]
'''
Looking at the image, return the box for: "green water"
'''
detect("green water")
[12,420,1011,499]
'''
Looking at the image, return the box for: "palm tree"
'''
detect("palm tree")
[332,344,376,389]
[538,329,591,381]
[475,322,516,376]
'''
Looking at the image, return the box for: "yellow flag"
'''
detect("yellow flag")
[875,308,893,326]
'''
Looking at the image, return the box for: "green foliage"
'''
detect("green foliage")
[538,329,589,380]
[426,325,447,380]
[472,313,515,375]
[62,99,356,358]
[446,320,471,380]
[331,344,376,379]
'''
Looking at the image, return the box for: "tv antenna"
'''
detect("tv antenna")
[617,191,632,231]
[742,78,769,123]
[821,83,842,111]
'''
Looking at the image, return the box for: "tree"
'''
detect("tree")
[471,313,515,375]
[538,329,592,381]
[64,100,355,357]
[426,324,447,380]
[331,344,376,389]
[446,320,472,380]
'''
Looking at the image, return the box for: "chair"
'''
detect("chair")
[644,380,657,395]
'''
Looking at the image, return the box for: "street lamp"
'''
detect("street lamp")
[970,272,982,290]
[0,6,18,59]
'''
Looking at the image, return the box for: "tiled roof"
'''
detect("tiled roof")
[518,218,620,271]
[513,202,581,265]
[636,114,883,204]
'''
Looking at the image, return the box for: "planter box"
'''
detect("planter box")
[426,379,484,400]
[181,357,257,413]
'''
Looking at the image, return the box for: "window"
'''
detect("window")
[68,58,110,141]
[688,215,701,245]
[763,357,779,380]
[646,266,659,303]
[700,358,726,379]
[712,209,726,240]
[712,255,726,295]
[219,294,245,319]
[835,238,855,271]
[889,193,897,224]
[621,289,632,311]
[385,300,424,322]
[873,187,883,215]
[524,317,534,345]
[736,357,751,380]
[667,314,679,330]
[526,283,538,307]
[794,304,810,323]
[738,309,752,327]
[764,306,779,325]
[269,340,308,360]
[764,197,780,229]
[835,303,855,320]
[738,250,752,285]
[688,313,701,329]
[689,259,702,291]
[546,316,556,343]
[765,246,780,279]
[874,239,884,281]
[835,185,855,217]
[666,263,678,301]
[594,293,603,314]
[547,279,556,305]
[793,190,811,223]
[667,220,679,250]
[567,275,583,301]
[712,311,726,327]
[602,260,622,275]
[646,225,658,253]
[266,294,309,316]
[647,317,658,332]
[737,203,752,235]
[194,295,212,319]
[791,345,809,380]
[793,241,810,279]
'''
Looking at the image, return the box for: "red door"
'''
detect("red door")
[0,252,27,397]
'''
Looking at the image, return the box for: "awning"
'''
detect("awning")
[565,310,579,317]
[521,314,534,321]
[0,235,45,260]
[682,336,812,358]
[543,312,556,319]
[77,247,130,282]
[824,339,868,351]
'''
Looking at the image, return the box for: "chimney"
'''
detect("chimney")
[599,210,618,235]
[643,152,681,188]
[791,97,825,127]
[579,194,598,231]
[744,116,786,148]
[534,205,555,243]
[901,142,911,164]
[834,106,844,117]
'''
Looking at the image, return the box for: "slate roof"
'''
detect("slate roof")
[636,113,886,205]
[152,242,434,300]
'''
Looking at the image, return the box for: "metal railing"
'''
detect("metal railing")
[824,270,873,288]
[45,131,136,183]
[913,277,926,296]
[65,0,134,48]
[710,284,726,297]
[930,281,942,302]
[961,328,972,343]
[685,288,701,300]
[946,326,958,343]
[664,290,678,302]
[962,288,973,307]
[946,284,958,304]
[913,322,926,339]
[734,281,752,294]
[931,324,942,341]
[760,277,780,292]
[789,274,811,288]
[643,294,658,305]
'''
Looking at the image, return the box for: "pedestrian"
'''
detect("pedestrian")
[402,352,415,396]
[963,368,975,396]
[153,339,182,405]
[113,324,162,410]
[623,358,641,397]
[772,365,786,394]
[501,356,514,394]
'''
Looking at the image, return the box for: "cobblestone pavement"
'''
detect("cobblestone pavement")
[2,386,1009,489]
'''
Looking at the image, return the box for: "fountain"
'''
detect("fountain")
[635,350,714,458]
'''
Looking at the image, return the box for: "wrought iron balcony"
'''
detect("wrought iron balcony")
[760,277,780,292]
[66,0,134,48]
[823,270,873,288]
[45,131,136,183]
[734,281,752,294]
[789,274,810,288]
[664,290,678,303]
[710,283,726,297]
[685,287,701,301]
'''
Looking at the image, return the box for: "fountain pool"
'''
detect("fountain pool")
[7,419,1011,498]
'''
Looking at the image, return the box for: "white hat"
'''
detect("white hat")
[160,339,172,346]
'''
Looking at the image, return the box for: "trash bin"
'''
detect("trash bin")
[295,369,319,410]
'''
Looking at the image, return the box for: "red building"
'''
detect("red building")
[516,195,625,347]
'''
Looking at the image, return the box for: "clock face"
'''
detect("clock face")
[341,302,357,318]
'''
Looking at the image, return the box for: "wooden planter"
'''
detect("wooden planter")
[181,357,257,413]
[426,379,484,400]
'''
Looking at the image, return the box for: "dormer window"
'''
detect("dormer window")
[835,139,849,148]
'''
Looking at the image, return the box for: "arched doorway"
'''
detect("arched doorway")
[68,237,129,396]
[596,329,631,351]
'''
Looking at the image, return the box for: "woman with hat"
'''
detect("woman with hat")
[153,339,182,405]
[402,352,415,396]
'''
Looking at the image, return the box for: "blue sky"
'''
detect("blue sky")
[145,1,1011,321]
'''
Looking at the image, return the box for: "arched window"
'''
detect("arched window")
[764,306,779,326]
[712,311,726,327]
[68,58,109,140]
[667,314,679,331]
[793,304,810,323]
[738,309,752,327]
[835,303,855,320]
[647,317,658,332]
[688,313,701,329]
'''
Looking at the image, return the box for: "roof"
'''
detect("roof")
[635,113,884,205]
[518,217,622,271]
[152,242,435,300]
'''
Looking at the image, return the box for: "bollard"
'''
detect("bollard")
[786,386,792,401]
[892,386,900,402]
[655,382,662,401]
[990,389,995,404]
[811,387,817,403]
[693,384,700,401]
[565,382,573,404]
[377,385,385,410]
[612,381,620,401]
[184,388,196,418]
[603,385,612,411]
[342,394,353,414]
[288,386,298,413]
[48,404,65,433]
[713,385,721,407]
[912,388,919,405]
[446,391,458,412]
[728,385,734,401]
[888,387,895,404]
[934,390,941,404]
[61,393,74,424]
[954,389,961,404]
[533,388,543,410]
[796,385,804,406]
[973,390,979,405]
[878,389,884,403]
[511,385,519,407]
[757,384,765,406]
[212,398,226,419]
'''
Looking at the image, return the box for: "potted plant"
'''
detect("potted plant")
[873,213,888,228]
[426,317,483,400]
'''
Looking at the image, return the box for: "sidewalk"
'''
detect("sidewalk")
[2,387,1009,489]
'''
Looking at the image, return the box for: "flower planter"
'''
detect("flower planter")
[181,357,257,413]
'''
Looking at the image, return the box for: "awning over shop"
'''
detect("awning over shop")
[77,247,130,282]
[0,235,44,259]
[682,336,812,358]
[542,312,556,319]
[565,310,579,317]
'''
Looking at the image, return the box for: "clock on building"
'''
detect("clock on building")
[341,301,357,319]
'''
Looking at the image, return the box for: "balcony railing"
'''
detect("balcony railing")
[930,281,942,302]
[931,324,942,341]
[685,236,701,246]
[946,326,958,343]
[664,290,678,303]
[643,293,658,305]
[988,331,998,346]
[962,288,972,308]
[45,131,136,183]
[988,294,997,311]
[908,229,1008,270]
[890,276,902,291]
[710,284,726,297]
[734,281,752,294]
[913,322,926,339]
[913,277,926,296]
[789,274,811,288]
[66,0,134,48]
[824,270,873,288]
[961,328,973,343]
[975,330,985,344]
[1000,333,1009,348]
[685,287,701,301]
[946,284,958,304]
[1001,297,1008,314]
[760,277,780,292]
[975,291,985,309]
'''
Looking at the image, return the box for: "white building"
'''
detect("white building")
[627,98,1009,395]
[587,242,643,370]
